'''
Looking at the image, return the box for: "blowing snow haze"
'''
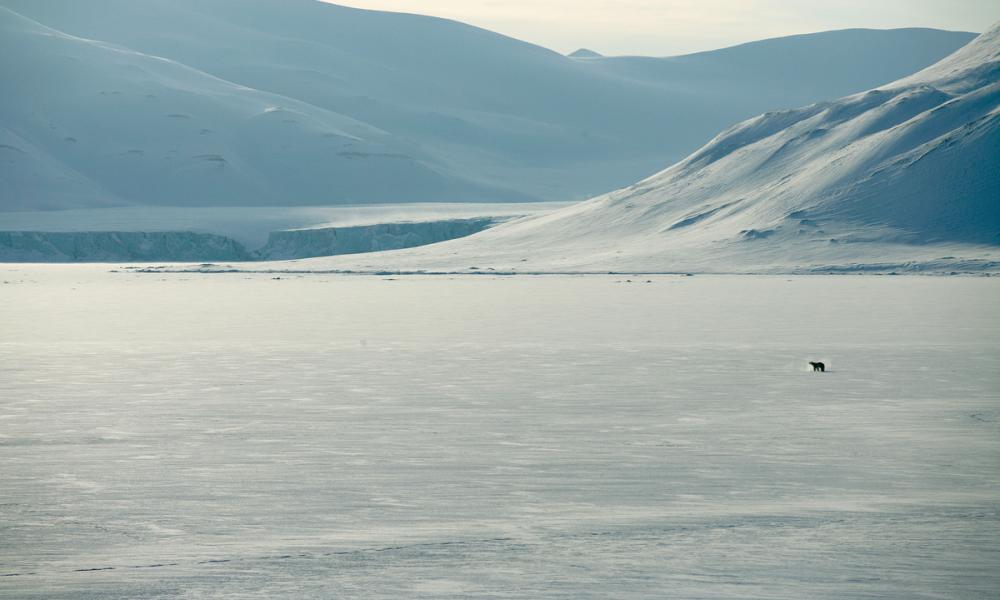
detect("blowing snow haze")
[0,0,978,210]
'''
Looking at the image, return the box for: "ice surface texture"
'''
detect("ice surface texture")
[1,269,998,598]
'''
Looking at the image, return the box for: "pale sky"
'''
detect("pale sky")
[323,0,999,56]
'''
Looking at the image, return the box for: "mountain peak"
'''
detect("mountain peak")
[568,48,602,58]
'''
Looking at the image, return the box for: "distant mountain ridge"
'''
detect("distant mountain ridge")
[0,0,978,209]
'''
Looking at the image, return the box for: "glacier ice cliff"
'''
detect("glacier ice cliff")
[0,218,504,262]
[256,218,501,260]
[0,231,252,262]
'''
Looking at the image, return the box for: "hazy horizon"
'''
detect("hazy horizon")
[324,0,997,56]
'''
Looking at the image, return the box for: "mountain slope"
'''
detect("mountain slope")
[279,23,1000,274]
[0,0,977,208]
[0,7,527,210]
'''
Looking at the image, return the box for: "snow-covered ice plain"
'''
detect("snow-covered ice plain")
[2,266,998,598]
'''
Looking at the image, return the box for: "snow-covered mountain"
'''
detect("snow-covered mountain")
[0,6,526,210]
[0,0,976,209]
[279,23,1000,274]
